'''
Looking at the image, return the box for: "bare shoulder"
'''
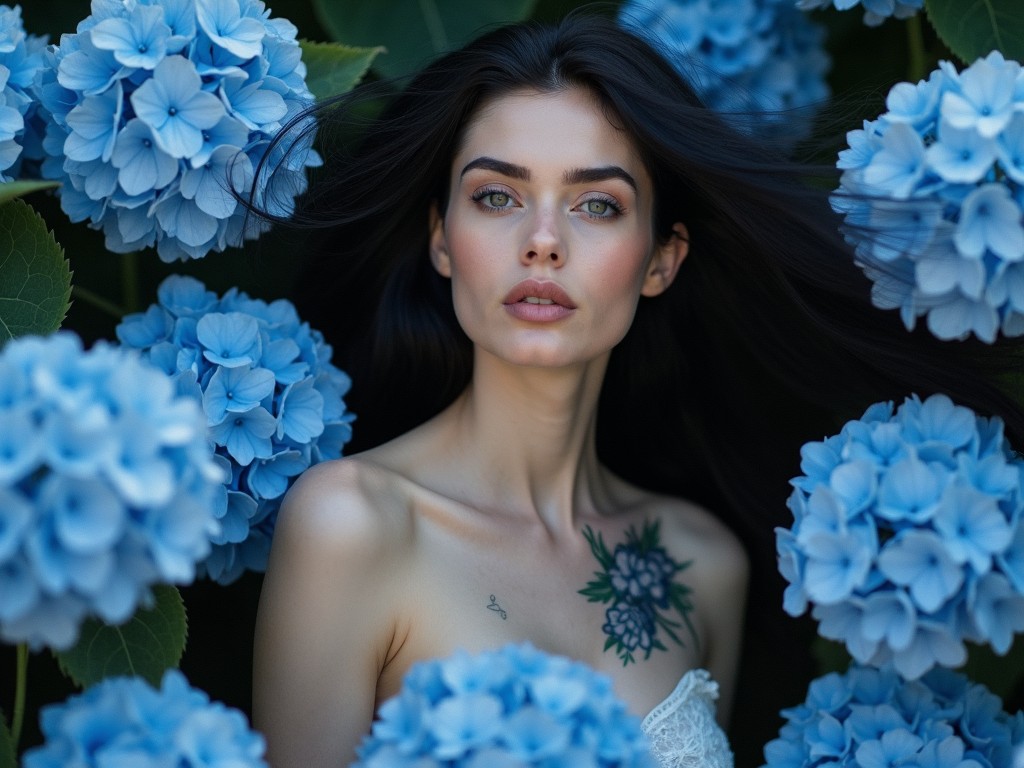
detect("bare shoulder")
[272,455,415,563]
[256,456,418,768]
[622,487,747,577]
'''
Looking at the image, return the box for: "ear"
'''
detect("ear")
[640,223,688,297]
[428,202,452,278]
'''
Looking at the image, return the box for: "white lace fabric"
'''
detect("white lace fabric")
[641,669,734,768]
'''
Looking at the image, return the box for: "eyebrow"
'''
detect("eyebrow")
[461,157,529,181]
[564,166,637,192]
[460,156,637,192]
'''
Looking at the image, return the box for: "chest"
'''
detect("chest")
[376,522,704,717]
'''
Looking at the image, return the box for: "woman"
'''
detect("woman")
[252,13,1024,768]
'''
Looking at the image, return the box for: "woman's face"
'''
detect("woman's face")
[431,86,686,370]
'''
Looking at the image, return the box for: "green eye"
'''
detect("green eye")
[487,192,510,207]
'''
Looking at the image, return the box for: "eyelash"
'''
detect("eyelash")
[470,188,625,219]
[577,194,623,219]
[471,187,517,210]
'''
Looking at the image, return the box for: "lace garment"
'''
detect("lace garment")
[641,669,734,768]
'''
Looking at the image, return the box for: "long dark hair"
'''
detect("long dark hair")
[262,12,1024,763]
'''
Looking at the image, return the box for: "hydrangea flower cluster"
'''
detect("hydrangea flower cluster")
[22,669,267,768]
[796,0,922,28]
[777,393,1024,680]
[32,0,320,262]
[116,275,354,584]
[0,333,222,650]
[617,0,830,143]
[353,643,657,767]
[762,664,1024,768]
[0,4,46,179]
[834,51,1024,342]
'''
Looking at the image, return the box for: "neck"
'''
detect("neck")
[437,347,611,533]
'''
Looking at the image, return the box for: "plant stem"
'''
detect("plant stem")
[11,644,27,752]
[71,284,126,319]
[121,250,140,315]
[906,14,927,83]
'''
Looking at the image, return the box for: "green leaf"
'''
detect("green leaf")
[311,0,539,80]
[579,581,614,602]
[670,581,693,600]
[0,713,14,768]
[299,40,383,101]
[582,525,613,570]
[0,198,71,345]
[925,0,1024,64]
[637,519,660,553]
[54,586,188,689]
[0,180,59,205]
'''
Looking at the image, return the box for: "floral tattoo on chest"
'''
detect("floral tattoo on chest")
[579,519,698,666]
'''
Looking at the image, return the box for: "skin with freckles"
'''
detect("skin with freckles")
[252,86,749,768]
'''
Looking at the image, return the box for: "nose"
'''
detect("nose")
[520,209,564,267]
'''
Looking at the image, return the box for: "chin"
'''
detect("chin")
[489,341,610,371]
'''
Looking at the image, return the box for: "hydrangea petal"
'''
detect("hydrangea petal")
[878,530,964,612]
[804,532,873,605]
[131,55,225,159]
[246,450,306,500]
[111,118,180,195]
[196,311,261,367]
[202,364,275,424]
[64,81,123,163]
[208,406,276,465]
[926,121,997,184]
[117,276,353,582]
[22,671,268,768]
[0,334,220,650]
[179,144,252,218]
[0,406,43,484]
[276,378,324,443]
[196,0,266,59]
[969,572,1024,654]
[955,184,1024,262]
[90,5,171,70]
[863,123,926,198]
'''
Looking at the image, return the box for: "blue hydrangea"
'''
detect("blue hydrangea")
[31,0,320,262]
[777,393,1024,679]
[0,332,223,650]
[353,643,657,767]
[796,0,922,27]
[834,51,1024,342]
[762,664,1024,768]
[618,0,831,143]
[0,4,46,180]
[116,274,354,584]
[22,669,267,768]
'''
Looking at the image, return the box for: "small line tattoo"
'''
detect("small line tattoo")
[486,594,507,620]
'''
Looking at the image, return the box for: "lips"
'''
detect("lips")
[502,279,577,309]
[501,279,576,323]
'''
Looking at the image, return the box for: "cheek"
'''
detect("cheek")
[442,228,502,332]
[445,230,495,293]
[590,237,654,300]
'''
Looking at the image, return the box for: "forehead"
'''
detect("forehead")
[455,87,649,181]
